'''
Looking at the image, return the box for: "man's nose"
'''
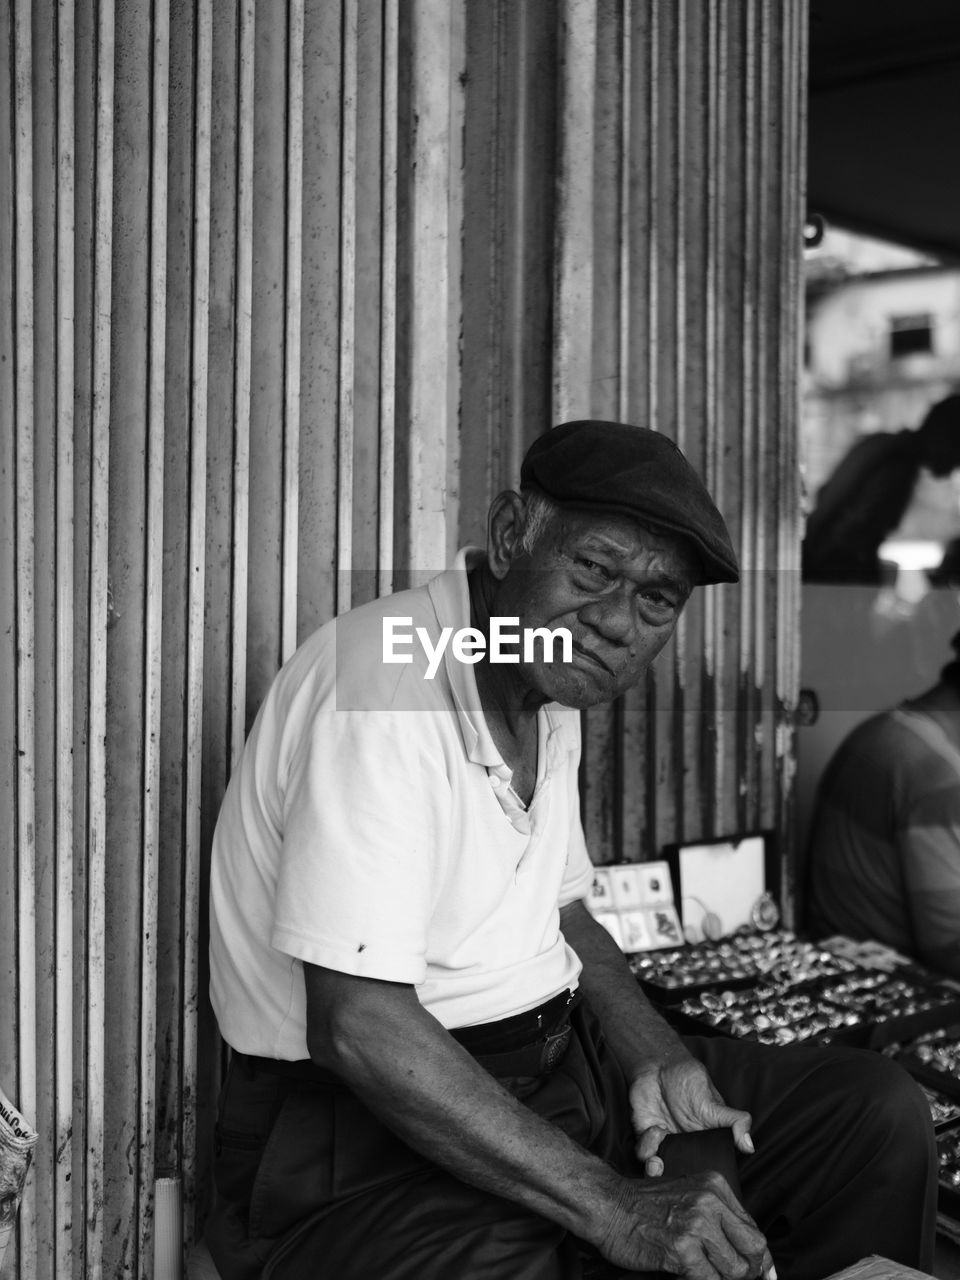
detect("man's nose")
[577,593,636,644]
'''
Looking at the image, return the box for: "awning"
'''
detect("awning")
[808,0,960,260]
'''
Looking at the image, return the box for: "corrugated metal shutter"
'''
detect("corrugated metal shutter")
[0,1,805,1275]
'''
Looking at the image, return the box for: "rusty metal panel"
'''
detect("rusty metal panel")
[337,0,358,608]
[349,0,391,603]
[181,0,213,1237]
[103,0,162,1270]
[26,2,78,1276]
[13,6,38,1272]
[232,0,256,758]
[282,0,304,657]
[52,0,76,1266]
[554,0,806,867]
[155,0,195,1232]
[459,0,560,542]
[0,4,807,1277]
[1,7,39,1280]
[553,0,597,427]
[402,0,465,577]
[29,1,64,1276]
[378,0,399,597]
[0,0,16,1150]
[297,0,343,633]
[138,9,171,1278]
[246,0,286,712]
[198,0,249,1234]
[84,0,116,1273]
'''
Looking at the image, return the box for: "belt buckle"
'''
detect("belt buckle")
[540,1024,572,1074]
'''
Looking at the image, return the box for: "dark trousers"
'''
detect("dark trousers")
[206,1000,937,1280]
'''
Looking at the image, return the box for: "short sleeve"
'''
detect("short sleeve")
[898,792,960,980]
[271,708,448,983]
[559,820,594,906]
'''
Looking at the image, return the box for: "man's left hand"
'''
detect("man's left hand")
[629,1054,755,1177]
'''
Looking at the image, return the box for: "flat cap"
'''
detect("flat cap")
[520,420,739,584]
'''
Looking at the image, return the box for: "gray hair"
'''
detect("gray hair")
[516,489,561,555]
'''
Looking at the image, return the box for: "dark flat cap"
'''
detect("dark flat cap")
[520,420,739,584]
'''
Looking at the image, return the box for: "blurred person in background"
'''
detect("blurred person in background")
[802,392,960,583]
[806,628,960,979]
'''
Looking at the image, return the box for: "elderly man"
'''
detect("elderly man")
[207,421,936,1280]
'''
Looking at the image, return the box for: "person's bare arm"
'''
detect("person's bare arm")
[304,962,771,1278]
[559,899,693,1075]
[559,900,757,1172]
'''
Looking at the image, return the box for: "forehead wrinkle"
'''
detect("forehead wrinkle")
[560,521,694,581]
[557,519,644,560]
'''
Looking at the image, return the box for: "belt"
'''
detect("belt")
[449,988,580,1078]
[234,988,580,1087]
[233,1051,342,1089]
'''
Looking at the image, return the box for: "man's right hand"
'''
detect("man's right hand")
[596,1171,774,1280]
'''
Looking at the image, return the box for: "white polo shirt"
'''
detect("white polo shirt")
[209,549,594,1059]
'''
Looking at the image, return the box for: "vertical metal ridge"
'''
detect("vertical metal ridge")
[406,0,464,574]
[482,2,504,492]
[641,0,660,839]
[13,2,38,1274]
[443,1,465,570]
[704,0,726,829]
[645,0,658,432]
[616,2,639,857]
[736,0,758,828]
[54,0,77,1270]
[138,3,171,1273]
[486,0,506,494]
[673,0,686,454]
[760,0,778,830]
[378,0,399,597]
[618,2,646,856]
[337,0,358,611]
[282,0,304,656]
[752,1,772,830]
[230,0,255,771]
[617,0,631,424]
[672,0,689,834]
[715,0,731,833]
[86,3,116,1274]
[379,0,397,583]
[182,0,214,1240]
[507,0,530,482]
[787,0,807,723]
[553,0,596,424]
[774,0,807,916]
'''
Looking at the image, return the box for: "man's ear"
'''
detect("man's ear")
[487,491,526,580]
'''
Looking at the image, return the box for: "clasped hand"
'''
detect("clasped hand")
[630,1053,756,1175]
[596,1055,774,1280]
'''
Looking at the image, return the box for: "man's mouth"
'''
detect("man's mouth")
[571,642,614,677]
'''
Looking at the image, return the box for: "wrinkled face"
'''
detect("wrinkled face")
[489,505,698,708]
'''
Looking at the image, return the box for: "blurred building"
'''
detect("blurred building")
[796,229,960,887]
[802,228,960,542]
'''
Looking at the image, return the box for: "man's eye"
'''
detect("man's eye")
[639,588,679,613]
[577,558,613,582]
